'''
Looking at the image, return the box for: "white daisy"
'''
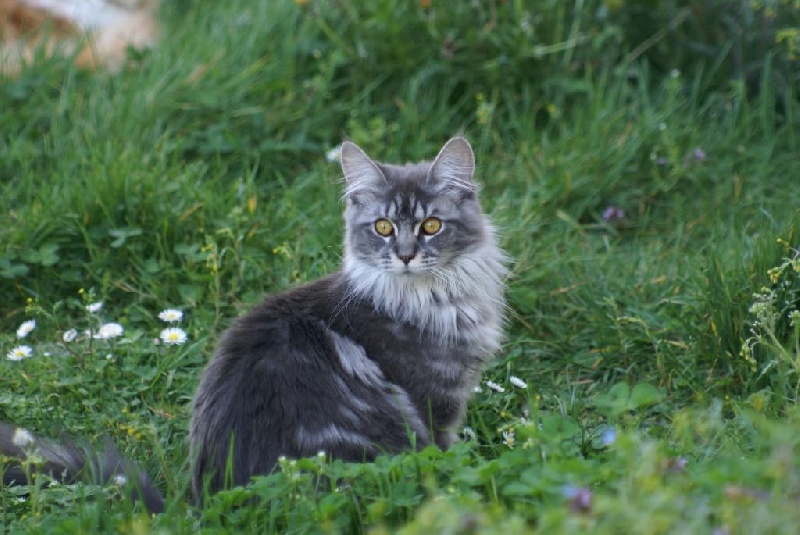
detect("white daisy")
[158,309,183,323]
[509,376,528,389]
[462,426,476,441]
[160,327,187,345]
[63,328,79,343]
[485,380,505,393]
[7,345,33,361]
[112,474,127,486]
[502,430,515,449]
[16,320,36,339]
[86,302,103,313]
[94,323,124,339]
[12,427,35,447]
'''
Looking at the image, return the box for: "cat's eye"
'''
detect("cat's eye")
[374,219,394,236]
[421,217,442,235]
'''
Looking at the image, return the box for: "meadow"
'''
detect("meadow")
[1,0,800,533]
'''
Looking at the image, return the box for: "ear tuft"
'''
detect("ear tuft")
[428,137,476,192]
[341,141,386,199]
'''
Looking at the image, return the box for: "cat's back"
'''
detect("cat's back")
[194,273,350,399]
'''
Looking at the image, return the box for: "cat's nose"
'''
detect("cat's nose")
[397,252,416,265]
[395,239,418,265]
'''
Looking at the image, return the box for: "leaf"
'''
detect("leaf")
[0,257,29,278]
[38,243,60,267]
[109,227,143,248]
[630,383,664,408]
[540,414,581,441]
[501,481,533,497]
[178,284,200,305]
[593,382,664,417]
[143,257,161,274]
[593,382,631,416]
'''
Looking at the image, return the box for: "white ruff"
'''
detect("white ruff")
[343,228,508,359]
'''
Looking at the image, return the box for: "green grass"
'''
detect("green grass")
[2,0,800,533]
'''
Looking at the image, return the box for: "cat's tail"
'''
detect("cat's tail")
[0,422,164,513]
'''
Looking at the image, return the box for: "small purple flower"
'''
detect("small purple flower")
[563,485,593,513]
[693,147,706,161]
[656,156,668,166]
[602,206,625,221]
[664,456,688,473]
[600,428,617,446]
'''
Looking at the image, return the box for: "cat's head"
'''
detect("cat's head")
[340,137,488,276]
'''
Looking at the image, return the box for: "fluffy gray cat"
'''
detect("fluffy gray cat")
[190,136,507,499]
[0,136,506,512]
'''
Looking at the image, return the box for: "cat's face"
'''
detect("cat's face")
[341,137,487,276]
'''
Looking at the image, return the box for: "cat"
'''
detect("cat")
[190,136,507,499]
[0,0,158,76]
[0,136,507,512]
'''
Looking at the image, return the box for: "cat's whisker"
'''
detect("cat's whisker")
[329,291,354,324]
[429,267,450,285]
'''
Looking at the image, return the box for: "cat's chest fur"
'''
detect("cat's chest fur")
[338,284,495,388]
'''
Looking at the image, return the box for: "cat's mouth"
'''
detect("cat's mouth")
[387,260,437,276]
[376,252,441,276]
[386,264,420,275]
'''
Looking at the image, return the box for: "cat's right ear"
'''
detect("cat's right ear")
[341,141,387,201]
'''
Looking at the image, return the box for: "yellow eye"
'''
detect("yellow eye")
[421,217,442,235]
[374,219,394,236]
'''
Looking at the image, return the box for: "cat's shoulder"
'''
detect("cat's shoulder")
[250,273,347,314]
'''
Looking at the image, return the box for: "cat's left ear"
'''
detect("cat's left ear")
[428,136,476,194]
[341,141,387,201]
